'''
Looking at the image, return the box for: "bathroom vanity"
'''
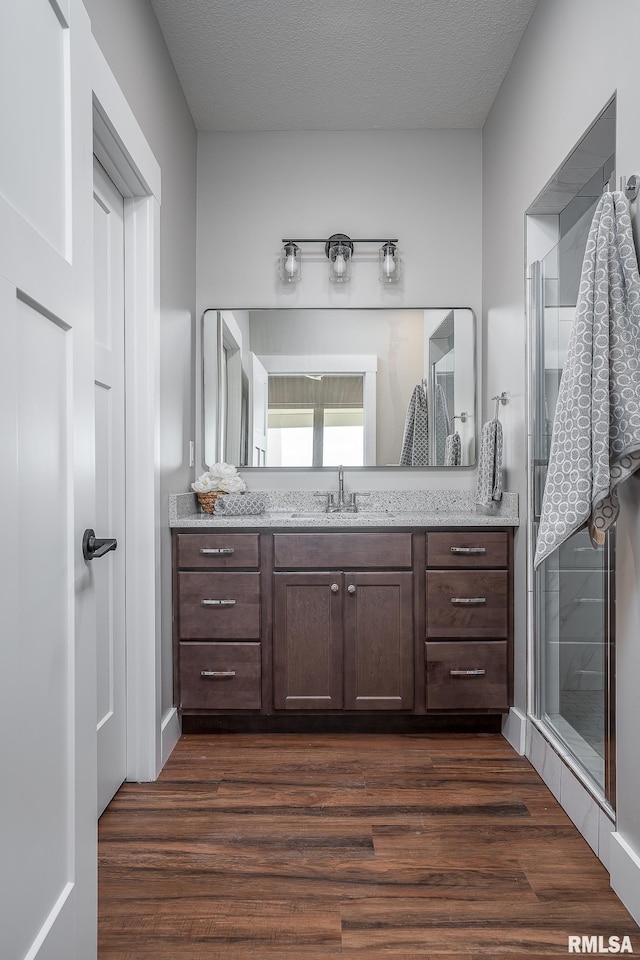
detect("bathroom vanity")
[170,492,517,729]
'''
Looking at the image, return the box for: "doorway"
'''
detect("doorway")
[92,51,166,790]
[93,157,128,815]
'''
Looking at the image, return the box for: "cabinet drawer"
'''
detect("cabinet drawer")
[274,533,412,569]
[178,572,261,638]
[426,571,508,638]
[426,641,508,711]
[427,532,508,568]
[176,533,260,569]
[180,642,261,710]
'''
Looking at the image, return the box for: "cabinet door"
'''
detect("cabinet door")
[273,573,344,709]
[344,572,414,710]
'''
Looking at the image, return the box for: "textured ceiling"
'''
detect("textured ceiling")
[149,0,539,131]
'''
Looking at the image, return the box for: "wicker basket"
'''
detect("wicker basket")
[196,490,227,514]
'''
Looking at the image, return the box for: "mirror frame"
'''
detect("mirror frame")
[195,307,478,474]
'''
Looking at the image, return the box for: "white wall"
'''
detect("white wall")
[82,0,197,718]
[483,0,640,921]
[196,129,482,491]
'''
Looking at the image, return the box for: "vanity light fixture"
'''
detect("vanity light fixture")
[279,233,400,285]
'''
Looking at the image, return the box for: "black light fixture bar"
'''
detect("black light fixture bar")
[282,238,398,244]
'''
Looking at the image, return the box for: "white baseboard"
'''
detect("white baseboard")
[502,706,526,755]
[610,832,640,925]
[160,706,181,769]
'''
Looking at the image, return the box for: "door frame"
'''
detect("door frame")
[91,37,173,781]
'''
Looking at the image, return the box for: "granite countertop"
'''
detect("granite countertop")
[169,490,519,529]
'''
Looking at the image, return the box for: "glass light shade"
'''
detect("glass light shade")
[328,242,352,283]
[379,242,400,283]
[280,242,301,283]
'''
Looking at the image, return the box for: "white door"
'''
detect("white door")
[93,158,127,816]
[0,1,97,957]
[249,352,269,465]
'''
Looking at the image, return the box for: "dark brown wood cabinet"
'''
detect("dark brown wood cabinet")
[173,532,263,713]
[273,534,415,711]
[172,526,514,722]
[272,568,414,711]
[424,530,513,713]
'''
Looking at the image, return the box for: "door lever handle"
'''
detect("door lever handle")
[82,528,118,561]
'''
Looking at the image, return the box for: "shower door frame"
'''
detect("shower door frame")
[527,257,616,813]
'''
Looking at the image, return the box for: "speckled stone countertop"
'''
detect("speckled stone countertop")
[169,490,519,528]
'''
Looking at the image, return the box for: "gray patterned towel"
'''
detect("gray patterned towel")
[214,493,266,516]
[444,432,461,466]
[400,383,429,465]
[475,420,503,504]
[535,192,640,568]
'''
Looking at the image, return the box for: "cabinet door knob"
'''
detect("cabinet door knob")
[330,583,339,592]
[347,584,356,594]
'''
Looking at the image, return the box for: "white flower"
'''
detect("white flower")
[218,475,246,494]
[208,461,238,479]
[191,473,220,493]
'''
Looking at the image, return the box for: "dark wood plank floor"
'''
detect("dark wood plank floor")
[98,733,640,958]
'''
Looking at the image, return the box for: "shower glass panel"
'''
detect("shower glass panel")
[531,241,615,802]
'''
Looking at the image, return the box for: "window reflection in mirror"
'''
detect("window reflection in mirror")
[200,308,476,470]
[267,375,365,467]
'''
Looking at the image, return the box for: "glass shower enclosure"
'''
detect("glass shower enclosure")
[529,240,616,808]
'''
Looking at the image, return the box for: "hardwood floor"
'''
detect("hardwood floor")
[98,733,639,958]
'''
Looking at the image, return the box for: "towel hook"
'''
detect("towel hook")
[491,391,509,421]
[452,412,468,424]
[622,175,640,202]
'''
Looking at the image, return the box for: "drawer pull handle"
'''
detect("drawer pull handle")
[201,599,237,607]
[450,669,486,677]
[450,597,486,605]
[200,547,234,555]
[450,546,486,554]
[200,670,236,679]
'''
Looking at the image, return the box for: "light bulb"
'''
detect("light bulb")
[285,253,298,277]
[333,252,346,276]
[383,252,396,276]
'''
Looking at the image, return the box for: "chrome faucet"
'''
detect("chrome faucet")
[326,464,357,512]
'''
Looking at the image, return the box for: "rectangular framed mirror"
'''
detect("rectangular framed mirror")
[197,308,476,472]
